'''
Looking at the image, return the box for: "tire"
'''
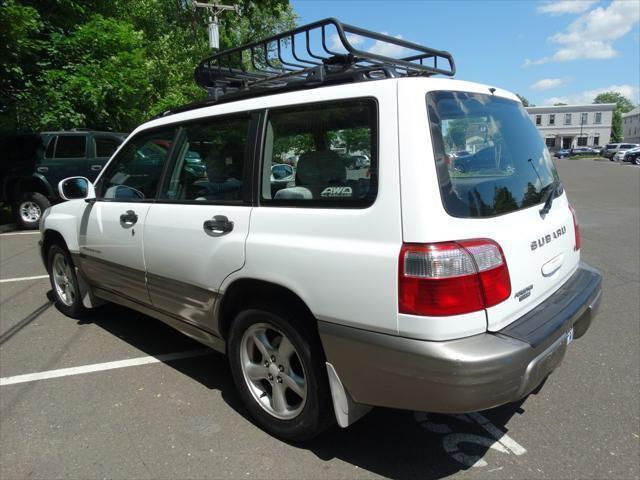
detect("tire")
[228,307,334,442]
[634,157,640,166]
[47,244,88,318]
[14,192,51,230]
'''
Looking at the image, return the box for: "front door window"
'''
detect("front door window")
[99,130,176,201]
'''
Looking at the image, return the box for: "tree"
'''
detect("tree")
[593,91,635,113]
[593,91,635,142]
[553,102,567,106]
[516,94,534,107]
[0,0,296,133]
[445,118,472,150]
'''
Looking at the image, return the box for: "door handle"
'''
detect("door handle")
[90,164,102,171]
[120,210,138,226]
[37,166,49,173]
[203,215,234,236]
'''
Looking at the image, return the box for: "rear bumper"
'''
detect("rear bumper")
[320,262,602,413]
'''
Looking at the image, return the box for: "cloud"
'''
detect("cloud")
[526,0,640,65]
[542,84,640,105]
[368,33,407,57]
[530,78,567,91]
[537,0,597,15]
[523,57,550,67]
[328,33,364,52]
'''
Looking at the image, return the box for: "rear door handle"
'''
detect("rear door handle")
[90,164,102,171]
[120,210,138,226]
[203,215,234,236]
[37,166,48,173]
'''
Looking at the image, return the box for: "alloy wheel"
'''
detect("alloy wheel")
[19,201,41,223]
[52,252,76,306]
[239,323,307,420]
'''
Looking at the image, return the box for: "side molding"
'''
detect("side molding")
[325,362,372,428]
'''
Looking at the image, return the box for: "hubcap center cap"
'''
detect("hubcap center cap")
[268,363,280,377]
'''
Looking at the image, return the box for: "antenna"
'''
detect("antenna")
[193,2,241,50]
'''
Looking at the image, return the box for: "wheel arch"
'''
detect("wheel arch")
[216,278,319,343]
[15,174,55,200]
[41,229,68,271]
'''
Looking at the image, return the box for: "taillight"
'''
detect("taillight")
[568,204,581,251]
[399,239,511,316]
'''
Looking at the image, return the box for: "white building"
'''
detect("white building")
[622,106,640,144]
[526,104,615,151]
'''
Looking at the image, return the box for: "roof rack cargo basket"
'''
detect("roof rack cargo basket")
[194,17,455,100]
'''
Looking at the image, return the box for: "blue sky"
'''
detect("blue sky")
[291,0,640,106]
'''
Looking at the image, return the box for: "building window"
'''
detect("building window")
[577,136,588,146]
[549,114,555,125]
[535,114,542,125]
[595,112,602,124]
[580,112,588,125]
[545,137,556,148]
[564,113,572,125]
[593,136,599,146]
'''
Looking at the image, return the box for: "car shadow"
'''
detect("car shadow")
[76,300,535,479]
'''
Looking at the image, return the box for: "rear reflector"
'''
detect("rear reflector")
[399,239,511,316]
[569,204,581,251]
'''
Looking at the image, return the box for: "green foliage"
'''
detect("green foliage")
[594,91,635,142]
[1,0,296,133]
[553,102,567,106]
[516,93,533,107]
[341,128,371,154]
[445,118,471,150]
[273,133,313,161]
[593,91,635,113]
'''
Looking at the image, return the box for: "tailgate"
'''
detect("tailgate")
[483,193,580,331]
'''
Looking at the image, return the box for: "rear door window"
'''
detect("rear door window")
[427,91,559,218]
[44,136,56,158]
[54,135,86,158]
[261,98,377,207]
[159,115,250,203]
[94,137,122,158]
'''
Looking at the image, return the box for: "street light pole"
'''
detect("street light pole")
[193,2,241,50]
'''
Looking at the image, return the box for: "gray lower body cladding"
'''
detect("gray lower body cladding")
[319,262,602,413]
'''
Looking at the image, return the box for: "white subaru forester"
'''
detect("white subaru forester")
[40,19,602,441]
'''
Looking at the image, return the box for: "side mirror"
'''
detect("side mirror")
[58,177,96,201]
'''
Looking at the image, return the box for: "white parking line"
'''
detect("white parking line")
[0,275,49,284]
[468,412,527,456]
[0,349,213,386]
[0,231,41,236]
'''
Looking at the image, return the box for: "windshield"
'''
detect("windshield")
[427,91,559,218]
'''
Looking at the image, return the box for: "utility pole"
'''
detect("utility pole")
[193,2,241,50]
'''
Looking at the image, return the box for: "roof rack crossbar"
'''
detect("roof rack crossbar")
[191,17,455,103]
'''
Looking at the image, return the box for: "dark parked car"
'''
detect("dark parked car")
[623,147,640,165]
[0,130,127,229]
[568,147,597,156]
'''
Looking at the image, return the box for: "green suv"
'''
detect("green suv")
[1,130,127,229]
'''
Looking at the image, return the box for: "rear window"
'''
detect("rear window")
[427,91,558,218]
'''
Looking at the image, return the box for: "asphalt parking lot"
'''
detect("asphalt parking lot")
[1,159,638,480]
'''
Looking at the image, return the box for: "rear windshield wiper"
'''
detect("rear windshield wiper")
[539,180,563,216]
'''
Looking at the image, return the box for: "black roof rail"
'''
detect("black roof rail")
[196,18,454,94]
[156,18,455,118]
